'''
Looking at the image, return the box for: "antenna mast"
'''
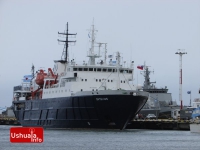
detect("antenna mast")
[175,49,187,110]
[58,22,77,62]
[116,52,121,89]
[87,21,100,65]
[31,64,35,78]
[97,43,107,65]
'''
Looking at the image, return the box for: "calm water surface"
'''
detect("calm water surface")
[0,125,200,150]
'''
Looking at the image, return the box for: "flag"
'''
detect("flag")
[187,91,191,94]
[23,79,32,82]
[23,75,33,78]
[23,75,33,82]
[137,65,143,70]
[108,55,113,58]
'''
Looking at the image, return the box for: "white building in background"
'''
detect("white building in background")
[1,107,15,117]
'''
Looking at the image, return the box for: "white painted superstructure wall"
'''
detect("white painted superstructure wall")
[42,63,135,99]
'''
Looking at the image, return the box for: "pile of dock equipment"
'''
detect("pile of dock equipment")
[0,106,20,125]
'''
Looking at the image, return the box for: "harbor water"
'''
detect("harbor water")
[0,125,200,150]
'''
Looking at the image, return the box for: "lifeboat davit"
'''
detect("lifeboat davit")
[35,68,58,88]
[35,69,47,87]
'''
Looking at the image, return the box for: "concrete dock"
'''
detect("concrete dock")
[0,117,20,125]
[126,119,190,130]
[0,117,190,130]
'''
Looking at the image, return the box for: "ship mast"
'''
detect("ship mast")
[87,21,101,65]
[58,22,77,62]
[97,43,107,65]
[116,52,121,89]
[143,64,156,89]
[31,64,35,78]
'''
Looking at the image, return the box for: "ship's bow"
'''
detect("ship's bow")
[93,90,148,129]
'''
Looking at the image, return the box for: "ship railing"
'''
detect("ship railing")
[22,87,30,91]
[13,86,22,91]
[70,60,132,68]
[13,97,19,101]
[136,91,149,97]
[45,84,59,89]
[51,84,59,88]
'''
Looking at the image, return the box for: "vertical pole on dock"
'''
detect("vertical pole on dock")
[190,91,191,106]
[175,50,187,110]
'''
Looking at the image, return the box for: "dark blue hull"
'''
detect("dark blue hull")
[13,94,148,130]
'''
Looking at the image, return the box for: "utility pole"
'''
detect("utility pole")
[190,91,191,106]
[175,49,187,109]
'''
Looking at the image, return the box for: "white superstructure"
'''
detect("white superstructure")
[29,23,137,100]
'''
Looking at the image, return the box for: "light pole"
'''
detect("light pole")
[187,91,192,106]
[175,49,187,110]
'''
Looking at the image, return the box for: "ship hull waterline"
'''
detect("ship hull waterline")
[13,94,148,130]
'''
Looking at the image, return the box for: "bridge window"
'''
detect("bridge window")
[78,68,82,71]
[103,68,107,72]
[84,68,88,71]
[97,68,101,72]
[73,68,77,71]
[89,68,93,71]
[108,69,112,72]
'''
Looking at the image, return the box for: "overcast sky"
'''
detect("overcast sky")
[0,0,200,108]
